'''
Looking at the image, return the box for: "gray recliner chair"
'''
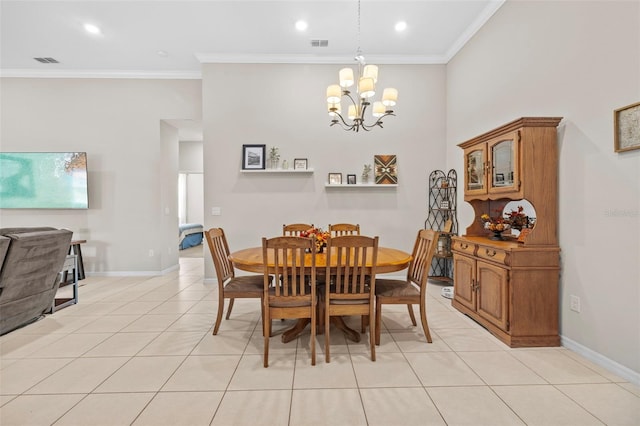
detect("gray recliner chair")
[0,227,73,335]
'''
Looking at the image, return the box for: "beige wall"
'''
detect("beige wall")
[446,0,640,376]
[0,78,202,273]
[201,63,447,278]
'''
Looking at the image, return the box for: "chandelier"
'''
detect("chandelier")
[326,0,398,132]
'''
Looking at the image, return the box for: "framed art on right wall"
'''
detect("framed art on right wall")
[614,101,640,153]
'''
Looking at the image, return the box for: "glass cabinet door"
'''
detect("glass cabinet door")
[465,147,486,194]
[488,132,519,193]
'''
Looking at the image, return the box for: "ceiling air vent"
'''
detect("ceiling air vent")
[34,57,59,64]
[310,40,329,48]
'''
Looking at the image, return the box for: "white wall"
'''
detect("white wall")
[447,0,639,377]
[179,141,204,225]
[201,63,447,277]
[160,121,180,270]
[0,78,202,273]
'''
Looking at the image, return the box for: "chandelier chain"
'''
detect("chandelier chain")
[357,0,361,57]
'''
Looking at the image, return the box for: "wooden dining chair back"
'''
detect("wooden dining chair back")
[262,236,317,367]
[322,235,378,362]
[282,223,314,236]
[205,228,269,335]
[328,223,360,237]
[374,229,439,345]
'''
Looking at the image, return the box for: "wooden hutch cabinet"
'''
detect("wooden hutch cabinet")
[452,117,562,347]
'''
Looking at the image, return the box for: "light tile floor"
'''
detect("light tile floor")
[1,256,638,426]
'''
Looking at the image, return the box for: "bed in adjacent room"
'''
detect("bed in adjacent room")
[179,223,203,250]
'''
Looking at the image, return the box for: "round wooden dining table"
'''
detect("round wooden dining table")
[229,246,412,343]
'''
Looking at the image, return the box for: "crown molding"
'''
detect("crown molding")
[0,69,202,79]
[445,0,505,61]
[195,53,448,65]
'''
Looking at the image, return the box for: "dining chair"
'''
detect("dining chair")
[262,236,317,367]
[205,228,271,335]
[328,223,360,237]
[282,223,313,236]
[374,229,439,345]
[321,235,379,362]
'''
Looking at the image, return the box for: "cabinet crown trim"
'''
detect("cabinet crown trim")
[458,117,562,149]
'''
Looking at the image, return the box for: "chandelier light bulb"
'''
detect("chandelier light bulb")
[372,102,385,118]
[358,77,375,99]
[348,105,358,120]
[382,88,398,106]
[339,68,354,88]
[363,65,378,84]
[328,102,341,117]
[326,84,342,104]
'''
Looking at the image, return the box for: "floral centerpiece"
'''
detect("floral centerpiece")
[504,205,528,230]
[481,205,528,240]
[300,227,330,253]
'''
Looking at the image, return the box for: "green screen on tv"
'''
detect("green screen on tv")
[0,152,89,209]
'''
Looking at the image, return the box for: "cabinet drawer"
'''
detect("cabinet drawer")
[452,239,476,256]
[477,246,509,265]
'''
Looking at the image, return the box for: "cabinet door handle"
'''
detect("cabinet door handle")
[485,249,497,257]
[470,279,475,291]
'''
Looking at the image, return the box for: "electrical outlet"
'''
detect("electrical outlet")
[148,249,154,257]
[570,295,581,313]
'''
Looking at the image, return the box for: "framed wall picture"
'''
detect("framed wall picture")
[328,173,342,185]
[347,174,356,184]
[374,155,398,184]
[614,101,640,152]
[242,144,266,169]
[294,158,308,170]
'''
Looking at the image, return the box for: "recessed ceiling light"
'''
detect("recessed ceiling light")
[157,50,168,57]
[83,23,101,35]
[295,20,308,31]
[395,21,407,32]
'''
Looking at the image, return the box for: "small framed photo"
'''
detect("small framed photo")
[294,158,308,170]
[242,144,266,170]
[495,173,505,183]
[347,174,356,184]
[328,173,342,185]
[614,101,640,153]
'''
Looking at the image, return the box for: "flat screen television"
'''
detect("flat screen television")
[0,152,89,209]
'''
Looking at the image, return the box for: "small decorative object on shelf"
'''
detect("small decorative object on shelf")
[282,159,288,170]
[328,173,342,185]
[504,205,529,230]
[300,227,329,253]
[268,146,280,169]
[480,205,529,240]
[362,164,372,183]
[480,212,511,241]
[374,155,398,184]
[294,158,308,170]
[347,174,356,184]
[242,144,266,170]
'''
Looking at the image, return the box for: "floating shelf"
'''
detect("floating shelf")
[241,168,314,173]
[324,183,398,188]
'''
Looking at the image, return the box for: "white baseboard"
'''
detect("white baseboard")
[561,335,640,386]
[86,264,179,277]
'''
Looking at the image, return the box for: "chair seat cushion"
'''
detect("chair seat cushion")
[375,279,419,298]
[225,275,268,293]
[268,285,314,307]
